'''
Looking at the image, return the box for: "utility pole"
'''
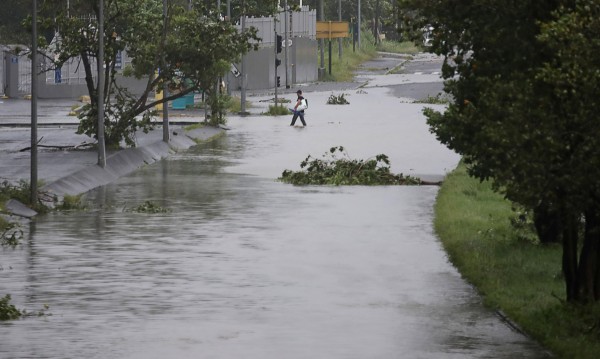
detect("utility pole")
[31,0,38,203]
[162,0,169,142]
[97,0,107,168]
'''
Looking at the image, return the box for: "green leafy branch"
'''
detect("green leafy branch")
[279,146,422,186]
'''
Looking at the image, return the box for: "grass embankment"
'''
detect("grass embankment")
[435,163,600,358]
[322,32,422,82]
[377,40,421,54]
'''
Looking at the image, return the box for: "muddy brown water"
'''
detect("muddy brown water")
[1,92,549,358]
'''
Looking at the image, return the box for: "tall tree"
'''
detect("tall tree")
[399,0,600,303]
[34,0,258,147]
[0,0,32,44]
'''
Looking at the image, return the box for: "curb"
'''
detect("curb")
[39,126,223,201]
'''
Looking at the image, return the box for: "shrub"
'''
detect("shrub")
[279,146,422,186]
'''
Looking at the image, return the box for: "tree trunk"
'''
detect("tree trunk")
[562,213,579,302]
[80,51,97,106]
[534,202,561,244]
[578,207,600,302]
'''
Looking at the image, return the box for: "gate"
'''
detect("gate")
[18,53,31,95]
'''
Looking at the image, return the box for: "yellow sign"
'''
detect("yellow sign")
[316,21,349,39]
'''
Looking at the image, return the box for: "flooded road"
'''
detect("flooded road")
[1,89,549,358]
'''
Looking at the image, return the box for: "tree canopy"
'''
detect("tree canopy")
[399,0,600,303]
[33,0,259,147]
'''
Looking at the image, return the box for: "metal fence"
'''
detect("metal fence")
[236,6,317,45]
[18,52,31,95]
[44,55,98,86]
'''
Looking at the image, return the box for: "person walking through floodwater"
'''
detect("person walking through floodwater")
[289,90,307,127]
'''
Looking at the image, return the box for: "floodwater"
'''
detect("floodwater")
[1,90,549,358]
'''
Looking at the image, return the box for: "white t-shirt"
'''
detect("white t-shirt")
[296,98,307,111]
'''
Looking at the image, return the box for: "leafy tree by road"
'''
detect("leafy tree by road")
[399,0,600,303]
[33,0,259,147]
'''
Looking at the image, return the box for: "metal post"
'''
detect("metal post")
[328,40,332,74]
[283,0,289,88]
[240,0,247,114]
[226,0,231,95]
[30,0,38,203]
[162,0,169,142]
[274,24,278,106]
[338,0,342,59]
[358,0,361,48]
[97,0,106,168]
[319,0,324,72]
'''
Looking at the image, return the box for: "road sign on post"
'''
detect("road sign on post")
[316,21,350,40]
[316,21,350,75]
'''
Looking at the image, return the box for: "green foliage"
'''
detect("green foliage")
[264,105,289,116]
[225,96,251,114]
[0,0,29,44]
[1,222,23,248]
[128,201,170,213]
[0,295,22,321]
[413,93,449,105]
[401,0,600,303]
[322,27,378,82]
[376,40,421,54]
[326,93,350,105]
[509,204,539,245]
[279,146,422,186]
[55,194,85,211]
[77,93,155,148]
[0,180,48,214]
[206,92,231,126]
[435,163,600,358]
[36,0,259,147]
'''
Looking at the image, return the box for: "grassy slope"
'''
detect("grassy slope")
[435,163,600,358]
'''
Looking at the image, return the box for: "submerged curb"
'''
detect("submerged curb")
[39,126,223,201]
